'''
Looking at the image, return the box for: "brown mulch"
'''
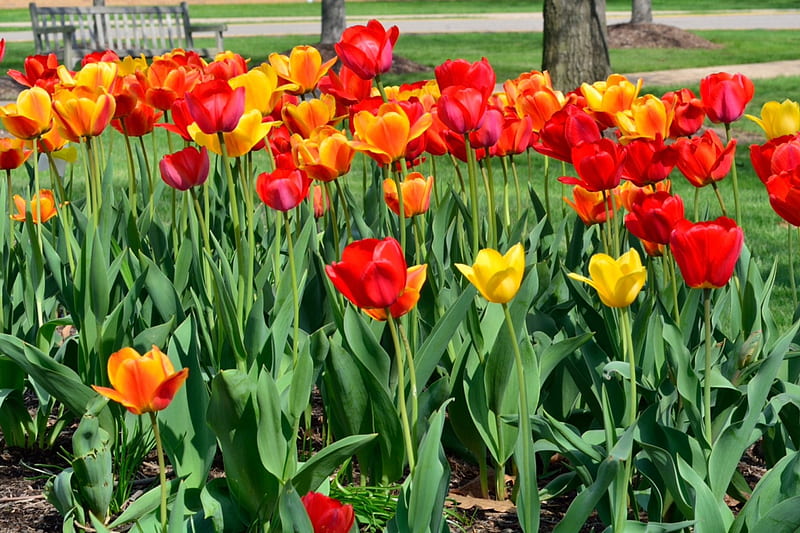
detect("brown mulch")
[607,22,721,49]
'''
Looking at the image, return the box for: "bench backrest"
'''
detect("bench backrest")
[30,2,195,60]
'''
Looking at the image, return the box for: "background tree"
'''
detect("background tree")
[320,0,346,45]
[542,0,611,91]
[631,0,653,23]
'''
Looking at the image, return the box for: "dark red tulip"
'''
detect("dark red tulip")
[319,64,374,115]
[159,146,210,191]
[335,19,399,80]
[325,237,407,310]
[301,492,355,533]
[437,85,488,134]
[112,101,162,137]
[700,72,755,124]
[255,167,312,212]
[670,216,743,289]
[468,107,503,149]
[625,191,685,245]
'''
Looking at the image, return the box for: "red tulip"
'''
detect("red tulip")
[560,138,626,192]
[0,38,5,63]
[184,79,245,135]
[563,184,616,226]
[765,168,800,226]
[624,191,685,245]
[7,54,61,94]
[621,137,677,187]
[490,114,534,157]
[159,146,210,191]
[532,104,601,163]
[662,88,705,138]
[301,492,355,533]
[435,57,496,102]
[325,237,407,309]
[256,167,312,212]
[437,85,488,134]
[363,264,427,321]
[82,50,120,65]
[674,129,736,188]
[112,101,162,137]
[670,217,743,289]
[335,19,399,80]
[468,107,503,149]
[749,135,800,183]
[700,72,755,124]
[319,64,374,115]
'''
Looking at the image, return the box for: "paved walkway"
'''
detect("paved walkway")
[2,9,800,89]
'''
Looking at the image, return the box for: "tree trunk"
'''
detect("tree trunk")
[631,0,653,24]
[541,0,611,92]
[320,0,346,45]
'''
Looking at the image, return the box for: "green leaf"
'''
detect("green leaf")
[292,434,376,495]
[677,456,733,533]
[278,483,313,533]
[198,478,248,533]
[160,317,216,490]
[0,335,114,433]
[553,456,621,533]
[256,368,291,480]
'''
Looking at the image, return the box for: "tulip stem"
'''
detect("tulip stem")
[500,156,511,228]
[148,412,168,533]
[190,188,213,301]
[395,162,408,256]
[724,122,741,224]
[543,154,551,221]
[137,136,153,220]
[284,212,300,367]
[481,159,498,249]
[375,75,388,102]
[397,322,419,440]
[703,288,714,446]
[46,152,75,275]
[465,137,481,256]
[324,182,341,260]
[333,178,353,244]
[666,248,681,323]
[217,134,247,327]
[386,313,416,472]
[120,121,139,223]
[710,182,728,218]
[502,303,538,523]
[790,227,798,311]
[620,306,637,427]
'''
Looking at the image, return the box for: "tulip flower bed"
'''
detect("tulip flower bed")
[2,17,800,533]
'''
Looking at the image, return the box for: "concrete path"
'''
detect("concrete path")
[2,9,800,88]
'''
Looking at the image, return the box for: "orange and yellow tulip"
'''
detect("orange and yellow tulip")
[383,172,433,217]
[350,102,432,165]
[230,67,286,117]
[281,94,340,137]
[10,189,58,224]
[563,184,616,226]
[291,126,355,182]
[581,74,642,127]
[0,138,33,170]
[92,346,188,415]
[52,86,116,142]
[0,87,53,140]
[615,94,673,143]
[269,45,337,95]
[58,61,118,92]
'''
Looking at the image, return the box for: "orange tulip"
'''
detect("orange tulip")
[0,138,33,170]
[141,60,202,111]
[206,51,249,81]
[291,126,355,182]
[563,184,616,226]
[350,101,432,165]
[10,189,58,224]
[383,172,433,216]
[269,45,337,95]
[281,94,339,137]
[92,346,188,415]
[52,86,116,142]
[364,264,427,321]
[0,87,53,140]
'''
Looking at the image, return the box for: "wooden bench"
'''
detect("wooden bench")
[29,2,227,68]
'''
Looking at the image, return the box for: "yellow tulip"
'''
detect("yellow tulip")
[568,249,646,308]
[229,67,285,117]
[189,109,276,157]
[745,99,800,140]
[455,243,525,304]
